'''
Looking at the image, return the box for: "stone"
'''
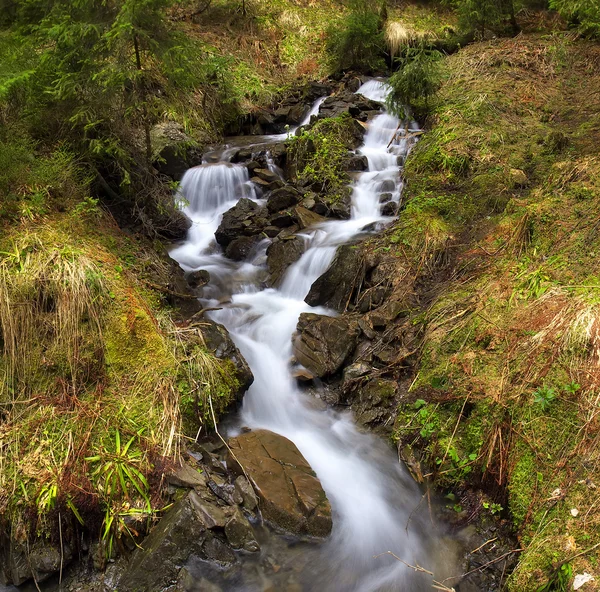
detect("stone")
[117,493,208,592]
[353,379,397,427]
[188,495,229,529]
[224,507,260,552]
[225,235,260,261]
[305,244,365,312]
[377,179,396,193]
[227,430,332,537]
[266,236,305,287]
[270,212,296,228]
[509,168,528,188]
[199,320,253,402]
[202,537,236,565]
[167,463,207,489]
[293,313,360,378]
[343,361,371,381]
[267,186,302,214]
[381,201,398,217]
[253,168,280,184]
[215,198,262,247]
[379,192,393,203]
[293,206,326,229]
[186,269,210,289]
[234,475,259,511]
[344,155,369,171]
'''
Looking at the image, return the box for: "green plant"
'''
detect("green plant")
[326,0,385,73]
[483,501,504,515]
[533,385,557,411]
[536,562,573,592]
[386,46,443,120]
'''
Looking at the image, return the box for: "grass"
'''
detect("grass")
[380,32,600,591]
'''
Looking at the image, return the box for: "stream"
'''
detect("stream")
[169,80,463,592]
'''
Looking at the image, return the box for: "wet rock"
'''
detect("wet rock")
[293,206,326,229]
[0,539,73,586]
[189,495,229,529]
[263,225,282,238]
[305,243,365,312]
[117,493,208,592]
[253,168,281,184]
[267,186,302,214]
[270,212,296,228]
[267,236,306,287]
[168,462,207,489]
[377,179,396,193]
[199,319,254,401]
[235,475,258,511]
[356,286,389,313]
[227,430,332,537]
[225,235,261,261]
[343,361,371,381]
[329,192,352,219]
[215,198,263,247]
[231,147,254,163]
[353,379,398,427]
[186,269,210,289]
[379,192,393,203]
[202,537,236,565]
[344,155,369,171]
[225,506,260,552]
[293,313,360,378]
[381,201,398,217]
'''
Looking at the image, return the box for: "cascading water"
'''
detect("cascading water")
[170,82,460,591]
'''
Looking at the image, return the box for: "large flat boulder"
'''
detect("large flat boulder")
[266,236,305,287]
[227,430,332,538]
[293,313,359,378]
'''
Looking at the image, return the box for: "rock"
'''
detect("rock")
[215,198,263,247]
[305,244,365,311]
[267,186,302,214]
[293,313,359,378]
[379,192,393,203]
[234,475,258,511]
[353,379,398,427]
[224,506,260,552]
[293,206,326,229]
[377,179,396,192]
[270,212,296,228]
[186,269,210,289]
[151,122,201,181]
[356,286,389,313]
[266,236,305,287]
[202,537,236,565]
[225,235,261,261]
[253,168,281,184]
[509,168,528,188]
[188,495,229,529]
[199,320,253,402]
[0,537,73,586]
[344,155,369,171]
[227,430,332,537]
[168,462,207,489]
[117,493,208,592]
[381,201,398,217]
[343,361,371,381]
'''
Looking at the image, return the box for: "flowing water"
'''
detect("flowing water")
[170,81,462,591]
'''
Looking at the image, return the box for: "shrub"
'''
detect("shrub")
[326,0,385,73]
[386,46,443,120]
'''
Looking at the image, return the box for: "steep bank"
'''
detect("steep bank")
[356,33,600,590]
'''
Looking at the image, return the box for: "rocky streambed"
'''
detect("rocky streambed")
[3,78,517,592]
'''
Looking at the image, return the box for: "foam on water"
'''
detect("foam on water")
[170,82,457,591]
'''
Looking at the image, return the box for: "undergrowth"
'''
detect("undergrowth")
[387,34,600,591]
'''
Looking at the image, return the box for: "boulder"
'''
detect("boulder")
[199,320,253,400]
[1,538,73,586]
[353,379,398,427]
[293,206,326,229]
[227,430,332,537]
[305,244,365,312]
[215,198,263,247]
[186,269,210,289]
[381,201,398,217]
[266,236,305,287]
[293,313,360,378]
[224,506,260,552]
[267,186,302,214]
[225,235,261,261]
[344,155,369,171]
[117,493,208,592]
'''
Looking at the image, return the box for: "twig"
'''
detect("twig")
[470,537,498,554]
[441,549,524,583]
[142,279,199,300]
[373,551,434,575]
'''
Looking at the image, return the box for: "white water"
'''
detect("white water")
[170,81,457,591]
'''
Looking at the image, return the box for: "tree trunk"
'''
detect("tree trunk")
[134,33,152,163]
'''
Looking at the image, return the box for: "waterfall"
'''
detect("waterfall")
[170,83,458,591]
